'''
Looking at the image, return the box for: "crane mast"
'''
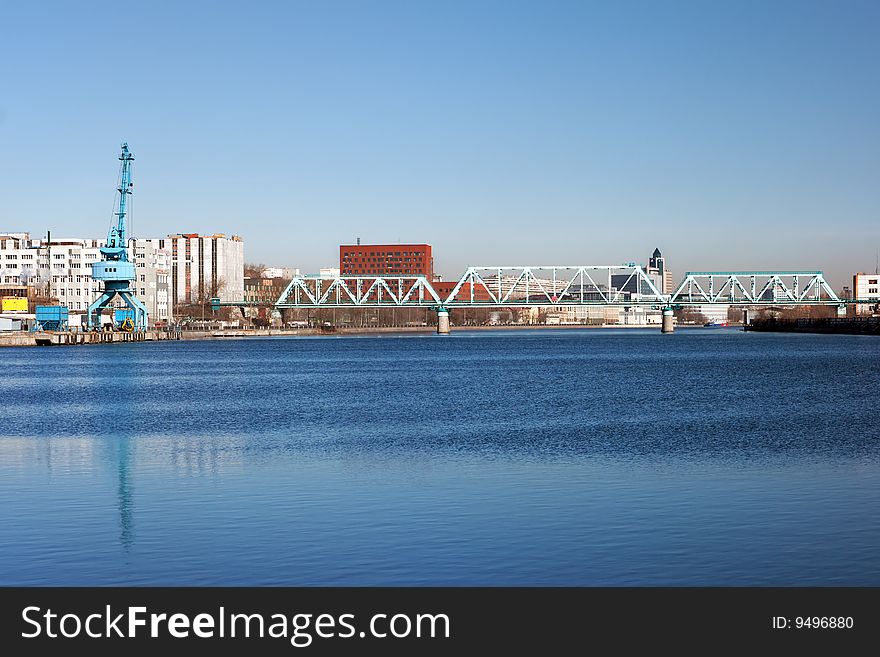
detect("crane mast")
[86,142,149,332]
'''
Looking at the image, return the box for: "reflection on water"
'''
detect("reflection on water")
[1,329,879,585]
[114,438,134,550]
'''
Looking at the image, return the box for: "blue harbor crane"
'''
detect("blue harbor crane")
[86,143,148,331]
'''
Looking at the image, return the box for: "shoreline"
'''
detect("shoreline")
[0,322,709,347]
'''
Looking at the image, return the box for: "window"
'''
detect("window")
[140,275,145,282]
[54,254,65,259]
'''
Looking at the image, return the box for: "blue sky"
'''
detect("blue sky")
[1,0,877,287]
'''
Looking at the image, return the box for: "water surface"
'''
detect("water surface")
[2,328,879,585]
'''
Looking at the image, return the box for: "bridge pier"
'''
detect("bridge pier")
[661,307,674,333]
[742,308,749,328]
[437,308,450,334]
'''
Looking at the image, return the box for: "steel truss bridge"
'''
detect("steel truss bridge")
[274,266,843,310]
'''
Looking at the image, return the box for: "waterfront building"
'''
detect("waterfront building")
[696,304,730,324]
[244,275,290,305]
[167,233,244,309]
[853,272,880,315]
[0,232,170,323]
[546,306,620,325]
[339,243,433,279]
[1,231,244,323]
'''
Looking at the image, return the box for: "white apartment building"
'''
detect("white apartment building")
[0,233,170,322]
[0,231,244,322]
[166,234,244,307]
[853,273,880,315]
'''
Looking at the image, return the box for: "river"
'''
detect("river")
[1,328,879,585]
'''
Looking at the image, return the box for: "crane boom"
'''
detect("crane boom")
[101,142,134,260]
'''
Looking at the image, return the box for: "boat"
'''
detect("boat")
[704,321,729,327]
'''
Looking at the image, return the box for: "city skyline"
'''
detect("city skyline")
[1,1,878,288]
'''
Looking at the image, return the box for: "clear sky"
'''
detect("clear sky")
[1,0,877,287]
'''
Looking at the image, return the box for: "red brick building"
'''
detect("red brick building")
[340,243,433,279]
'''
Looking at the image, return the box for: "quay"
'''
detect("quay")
[9,330,182,347]
[1,323,687,347]
[0,326,425,347]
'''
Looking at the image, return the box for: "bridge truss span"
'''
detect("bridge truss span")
[275,275,442,308]
[669,271,840,305]
[443,265,665,307]
[273,268,843,310]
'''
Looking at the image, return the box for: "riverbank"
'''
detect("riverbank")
[0,322,695,347]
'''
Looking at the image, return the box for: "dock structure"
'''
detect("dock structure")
[1,330,183,347]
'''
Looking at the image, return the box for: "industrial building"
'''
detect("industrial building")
[853,272,880,315]
[340,243,433,279]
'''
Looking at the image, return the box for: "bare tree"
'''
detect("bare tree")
[244,262,267,278]
[674,307,708,325]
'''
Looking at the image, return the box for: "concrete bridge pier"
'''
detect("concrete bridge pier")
[437,308,451,334]
[742,308,750,328]
[661,307,674,334]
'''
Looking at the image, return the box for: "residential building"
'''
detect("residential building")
[853,272,880,315]
[0,232,170,323]
[0,230,245,323]
[167,234,244,309]
[244,276,290,305]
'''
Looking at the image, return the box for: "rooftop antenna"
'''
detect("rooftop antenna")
[875,248,878,275]
[357,237,361,246]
